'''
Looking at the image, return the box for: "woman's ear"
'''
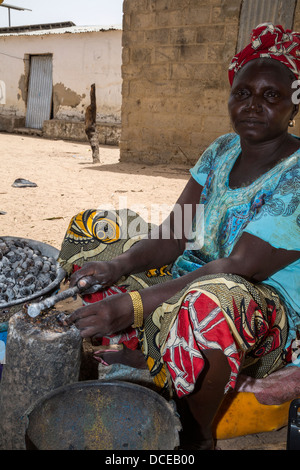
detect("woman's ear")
[292,104,299,119]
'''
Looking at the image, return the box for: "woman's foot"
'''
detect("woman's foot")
[177,399,215,450]
[94,345,148,369]
[179,432,215,450]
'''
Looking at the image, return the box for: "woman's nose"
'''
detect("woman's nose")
[245,96,262,112]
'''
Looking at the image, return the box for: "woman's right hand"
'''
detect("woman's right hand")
[69,260,122,292]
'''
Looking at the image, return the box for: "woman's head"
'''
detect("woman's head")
[228,23,300,142]
[228,58,298,142]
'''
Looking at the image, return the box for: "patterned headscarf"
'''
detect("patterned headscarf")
[228,22,300,85]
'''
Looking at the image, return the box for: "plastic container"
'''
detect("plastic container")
[0,321,8,379]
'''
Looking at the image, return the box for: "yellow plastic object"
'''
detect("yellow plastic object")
[212,391,293,440]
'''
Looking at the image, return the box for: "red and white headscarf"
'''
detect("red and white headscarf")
[228,22,300,85]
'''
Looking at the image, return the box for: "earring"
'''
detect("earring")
[289,119,296,127]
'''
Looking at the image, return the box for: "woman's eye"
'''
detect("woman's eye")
[265,90,280,99]
[233,89,249,99]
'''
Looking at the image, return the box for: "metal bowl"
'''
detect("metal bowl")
[25,380,181,450]
[0,236,66,318]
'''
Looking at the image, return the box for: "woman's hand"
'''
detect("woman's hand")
[69,260,122,291]
[65,292,133,338]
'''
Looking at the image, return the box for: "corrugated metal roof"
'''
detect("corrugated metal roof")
[237,0,297,51]
[0,21,76,34]
[0,24,122,37]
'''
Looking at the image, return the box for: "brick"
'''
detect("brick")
[142,63,170,82]
[170,63,205,80]
[185,6,212,25]
[176,63,225,86]
[154,46,181,64]
[131,12,157,30]
[212,1,241,23]
[140,96,202,117]
[207,43,235,65]
[122,31,146,47]
[224,26,239,53]
[196,25,225,43]
[178,44,208,63]
[145,111,201,134]
[122,12,131,31]
[130,46,152,64]
[156,10,184,28]
[175,78,207,97]
[123,0,148,14]
[148,0,173,12]
[129,78,179,98]
[122,47,130,65]
[169,27,197,45]
[144,28,170,45]
[202,115,233,134]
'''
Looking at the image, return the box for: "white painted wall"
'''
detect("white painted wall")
[0,26,122,123]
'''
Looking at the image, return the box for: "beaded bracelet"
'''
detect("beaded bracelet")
[129,290,144,328]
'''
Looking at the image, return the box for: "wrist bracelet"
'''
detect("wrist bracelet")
[129,291,144,328]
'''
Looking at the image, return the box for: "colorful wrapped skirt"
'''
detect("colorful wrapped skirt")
[58,209,291,398]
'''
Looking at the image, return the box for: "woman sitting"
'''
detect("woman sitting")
[58,23,300,450]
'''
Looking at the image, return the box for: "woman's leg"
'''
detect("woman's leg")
[178,349,231,450]
[95,344,148,369]
[161,290,241,449]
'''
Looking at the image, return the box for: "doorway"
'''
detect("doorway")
[25,54,53,130]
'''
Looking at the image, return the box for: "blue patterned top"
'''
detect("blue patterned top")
[172,133,300,348]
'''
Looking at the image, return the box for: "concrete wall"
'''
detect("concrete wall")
[120,0,300,165]
[0,27,122,135]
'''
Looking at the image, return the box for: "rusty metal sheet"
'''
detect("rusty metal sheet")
[237,0,297,51]
[25,55,53,129]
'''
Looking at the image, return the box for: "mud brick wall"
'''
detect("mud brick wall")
[120,0,300,165]
[120,0,241,165]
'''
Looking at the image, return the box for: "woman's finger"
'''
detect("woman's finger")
[69,268,94,288]
[66,305,97,324]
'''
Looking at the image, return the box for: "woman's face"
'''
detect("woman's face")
[228,59,298,143]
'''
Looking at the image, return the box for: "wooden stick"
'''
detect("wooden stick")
[85,83,100,163]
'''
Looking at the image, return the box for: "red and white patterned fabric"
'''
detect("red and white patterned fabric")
[229,22,300,85]
[74,265,292,399]
[162,291,242,398]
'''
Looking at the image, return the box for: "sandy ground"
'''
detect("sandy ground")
[0,132,190,250]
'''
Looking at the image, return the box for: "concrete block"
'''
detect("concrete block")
[43,119,121,145]
[0,115,25,132]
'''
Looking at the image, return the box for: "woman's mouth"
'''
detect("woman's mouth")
[239,118,264,125]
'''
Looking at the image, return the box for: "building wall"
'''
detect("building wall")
[120,0,300,165]
[292,7,300,137]
[0,28,122,127]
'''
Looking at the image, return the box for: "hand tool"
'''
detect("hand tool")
[26,276,103,318]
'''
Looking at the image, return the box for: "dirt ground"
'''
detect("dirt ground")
[0,132,190,249]
[0,132,290,451]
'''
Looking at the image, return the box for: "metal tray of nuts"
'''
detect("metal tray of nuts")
[0,236,66,321]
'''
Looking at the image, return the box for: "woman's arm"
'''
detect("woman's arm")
[138,230,300,314]
[67,230,300,338]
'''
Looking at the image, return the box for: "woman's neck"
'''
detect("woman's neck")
[240,132,300,164]
[229,133,299,189]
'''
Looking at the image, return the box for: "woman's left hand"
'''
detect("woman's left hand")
[65,292,134,338]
